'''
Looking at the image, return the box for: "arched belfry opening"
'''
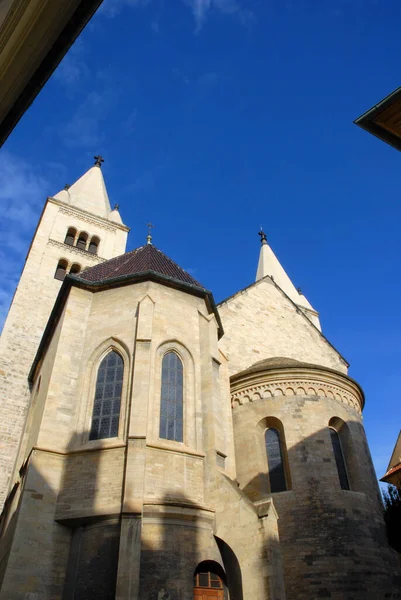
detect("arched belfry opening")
[194,561,228,600]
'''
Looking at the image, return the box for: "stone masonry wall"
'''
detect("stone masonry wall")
[218,277,348,377]
[0,198,127,507]
[232,386,401,599]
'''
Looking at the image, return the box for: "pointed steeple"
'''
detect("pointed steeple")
[52,156,112,219]
[256,229,321,330]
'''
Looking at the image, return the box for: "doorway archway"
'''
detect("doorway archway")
[194,561,227,600]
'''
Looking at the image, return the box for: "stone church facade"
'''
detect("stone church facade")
[0,161,400,599]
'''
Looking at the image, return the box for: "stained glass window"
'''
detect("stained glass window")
[265,428,287,493]
[330,428,350,490]
[89,351,123,441]
[159,352,183,442]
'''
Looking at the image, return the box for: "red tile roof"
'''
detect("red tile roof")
[76,244,204,288]
[381,462,401,483]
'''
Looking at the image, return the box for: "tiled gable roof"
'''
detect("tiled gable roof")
[76,244,203,288]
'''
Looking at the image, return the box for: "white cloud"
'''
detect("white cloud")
[0,152,50,331]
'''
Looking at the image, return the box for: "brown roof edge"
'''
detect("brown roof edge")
[354,85,401,152]
[380,462,401,484]
[28,270,224,383]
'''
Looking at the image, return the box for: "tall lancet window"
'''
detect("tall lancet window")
[160,352,183,442]
[329,428,350,490]
[90,351,123,440]
[265,428,287,493]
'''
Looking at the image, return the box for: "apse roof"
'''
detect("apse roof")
[76,243,203,288]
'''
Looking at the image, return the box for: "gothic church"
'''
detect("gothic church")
[0,160,400,599]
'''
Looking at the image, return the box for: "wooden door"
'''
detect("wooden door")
[194,589,224,600]
[194,572,225,600]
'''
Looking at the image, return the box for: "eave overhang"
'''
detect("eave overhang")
[0,0,103,147]
[354,86,401,151]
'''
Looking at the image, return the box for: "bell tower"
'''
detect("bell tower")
[0,158,129,507]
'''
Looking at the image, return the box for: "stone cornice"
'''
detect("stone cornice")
[47,238,106,263]
[230,366,364,413]
[49,197,129,232]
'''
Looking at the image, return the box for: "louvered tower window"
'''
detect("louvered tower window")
[265,427,287,493]
[159,352,183,442]
[76,232,88,251]
[88,236,100,255]
[64,227,76,246]
[54,259,68,281]
[90,351,123,440]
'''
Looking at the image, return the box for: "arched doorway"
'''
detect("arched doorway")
[194,561,227,600]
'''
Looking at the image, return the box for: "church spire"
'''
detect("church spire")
[255,228,321,330]
[52,157,112,219]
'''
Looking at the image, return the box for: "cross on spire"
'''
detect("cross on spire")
[146,222,154,245]
[258,228,267,244]
[94,155,104,167]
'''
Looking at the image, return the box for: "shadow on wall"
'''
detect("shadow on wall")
[58,431,122,600]
[238,418,401,600]
[137,490,242,600]
[0,430,244,600]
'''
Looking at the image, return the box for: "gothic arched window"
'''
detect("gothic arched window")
[89,351,123,441]
[64,227,77,246]
[159,352,183,442]
[88,236,100,255]
[54,259,68,281]
[265,427,287,493]
[329,427,350,490]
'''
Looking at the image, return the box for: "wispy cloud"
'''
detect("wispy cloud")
[197,71,219,87]
[53,39,88,89]
[98,0,252,30]
[184,0,253,30]
[98,0,150,18]
[0,152,50,330]
[62,90,111,148]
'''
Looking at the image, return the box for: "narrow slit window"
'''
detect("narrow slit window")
[54,259,68,281]
[330,428,350,490]
[159,352,183,442]
[265,427,287,493]
[89,351,123,441]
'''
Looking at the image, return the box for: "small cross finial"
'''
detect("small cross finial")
[94,155,104,167]
[258,227,267,244]
[146,222,154,245]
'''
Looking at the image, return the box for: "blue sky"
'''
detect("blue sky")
[1,0,401,482]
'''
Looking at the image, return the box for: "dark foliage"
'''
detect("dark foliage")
[382,485,401,553]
